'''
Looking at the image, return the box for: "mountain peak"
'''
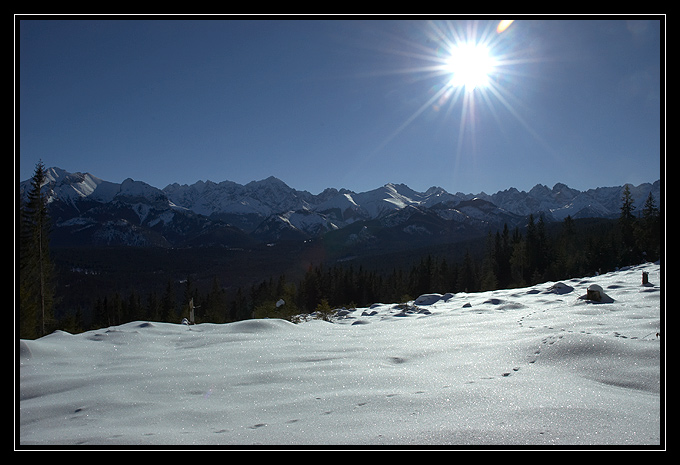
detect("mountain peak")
[529,183,551,196]
[246,176,289,188]
[44,166,70,182]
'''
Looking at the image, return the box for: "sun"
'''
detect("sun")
[444,42,497,91]
[368,19,538,159]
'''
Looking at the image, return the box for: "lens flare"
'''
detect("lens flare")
[496,20,514,34]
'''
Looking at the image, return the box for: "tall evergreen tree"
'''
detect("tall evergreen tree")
[620,184,636,222]
[553,215,581,279]
[457,250,476,293]
[20,161,56,338]
[205,276,227,323]
[638,191,661,261]
[231,287,251,321]
[509,227,527,287]
[496,224,512,288]
[532,214,549,283]
[525,214,547,283]
[125,289,143,323]
[145,290,160,322]
[618,184,638,264]
[92,297,106,329]
[480,232,499,291]
[160,279,176,322]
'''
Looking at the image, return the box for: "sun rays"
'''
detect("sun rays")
[422,20,522,155]
[369,19,534,164]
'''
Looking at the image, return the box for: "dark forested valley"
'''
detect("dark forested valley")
[46,207,660,335]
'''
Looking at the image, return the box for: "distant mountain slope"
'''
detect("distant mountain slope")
[19,167,660,249]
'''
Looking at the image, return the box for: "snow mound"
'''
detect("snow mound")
[544,282,574,294]
[534,332,659,394]
[222,318,298,334]
[19,263,662,447]
[414,293,448,305]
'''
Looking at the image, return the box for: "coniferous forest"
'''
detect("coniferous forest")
[18,164,662,337]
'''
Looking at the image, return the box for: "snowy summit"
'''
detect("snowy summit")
[19,263,662,447]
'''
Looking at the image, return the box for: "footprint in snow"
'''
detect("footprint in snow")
[502,368,520,377]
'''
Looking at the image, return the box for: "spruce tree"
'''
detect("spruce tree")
[205,276,227,323]
[618,184,638,265]
[497,224,512,288]
[19,161,56,338]
[509,228,527,287]
[620,184,636,222]
[145,291,160,322]
[639,191,661,261]
[480,232,499,291]
[457,250,476,293]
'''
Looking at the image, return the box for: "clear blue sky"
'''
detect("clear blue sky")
[18,17,662,195]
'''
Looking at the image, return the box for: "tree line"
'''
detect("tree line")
[18,162,661,337]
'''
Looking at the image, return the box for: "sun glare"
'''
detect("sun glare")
[445,42,497,90]
[369,19,540,163]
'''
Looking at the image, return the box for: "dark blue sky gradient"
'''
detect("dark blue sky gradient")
[18,17,662,195]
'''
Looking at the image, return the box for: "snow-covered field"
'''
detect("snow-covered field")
[18,263,663,448]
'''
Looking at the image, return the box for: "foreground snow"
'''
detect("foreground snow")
[18,263,662,447]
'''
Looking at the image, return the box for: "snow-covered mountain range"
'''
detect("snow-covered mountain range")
[19,167,660,249]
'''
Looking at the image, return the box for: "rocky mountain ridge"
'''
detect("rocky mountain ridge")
[19,167,660,249]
